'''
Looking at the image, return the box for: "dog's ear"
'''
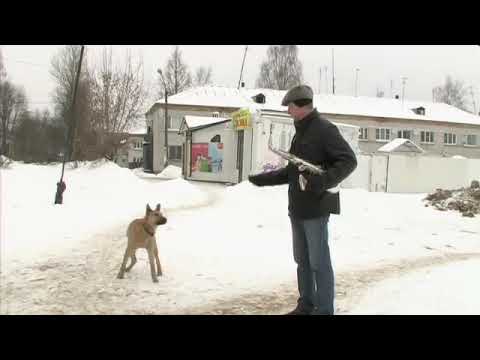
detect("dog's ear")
[156,203,161,211]
[146,204,152,214]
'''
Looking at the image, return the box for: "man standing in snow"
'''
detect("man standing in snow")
[248,85,357,315]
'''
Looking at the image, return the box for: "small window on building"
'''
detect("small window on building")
[169,145,182,160]
[210,134,221,143]
[376,128,391,142]
[359,128,368,140]
[252,93,266,104]
[212,112,220,118]
[421,131,435,144]
[466,134,477,146]
[412,107,425,115]
[397,130,412,140]
[444,133,457,145]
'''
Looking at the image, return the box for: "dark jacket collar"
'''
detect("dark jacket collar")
[294,108,318,133]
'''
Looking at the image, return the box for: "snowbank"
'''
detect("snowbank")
[1,160,208,267]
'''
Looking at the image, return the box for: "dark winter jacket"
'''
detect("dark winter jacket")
[249,109,357,219]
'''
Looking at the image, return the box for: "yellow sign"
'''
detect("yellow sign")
[232,109,251,130]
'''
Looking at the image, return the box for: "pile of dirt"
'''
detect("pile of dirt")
[424,180,480,217]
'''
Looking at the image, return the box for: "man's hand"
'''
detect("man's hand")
[298,170,326,193]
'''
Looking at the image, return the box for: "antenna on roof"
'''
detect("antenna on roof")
[401,77,408,107]
[237,46,248,90]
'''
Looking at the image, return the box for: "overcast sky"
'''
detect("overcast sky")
[2,45,480,114]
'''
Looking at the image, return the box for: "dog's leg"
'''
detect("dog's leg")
[125,252,137,272]
[117,247,131,279]
[147,247,159,283]
[154,243,162,277]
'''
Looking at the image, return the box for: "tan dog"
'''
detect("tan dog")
[117,203,167,283]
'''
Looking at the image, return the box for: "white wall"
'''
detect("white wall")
[386,155,480,193]
[341,154,371,190]
[344,153,480,193]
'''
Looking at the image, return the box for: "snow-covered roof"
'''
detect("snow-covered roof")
[180,116,230,132]
[147,86,480,127]
[128,126,147,135]
[377,138,424,153]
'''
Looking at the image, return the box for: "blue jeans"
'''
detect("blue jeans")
[290,215,334,315]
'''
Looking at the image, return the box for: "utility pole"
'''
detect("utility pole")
[332,48,335,95]
[54,45,85,205]
[237,46,248,89]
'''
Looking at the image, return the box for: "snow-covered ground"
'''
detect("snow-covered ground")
[1,160,479,315]
[347,258,480,315]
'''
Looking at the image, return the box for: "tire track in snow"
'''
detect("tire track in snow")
[177,252,480,315]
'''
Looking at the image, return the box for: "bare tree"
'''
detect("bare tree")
[158,46,192,97]
[255,45,303,90]
[0,48,6,82]
[89,47,148,159]
[193,66,213,86]
[50,45,93,161]
[50,46,90,124]
[0,81,27,156]
[433,75,469,112]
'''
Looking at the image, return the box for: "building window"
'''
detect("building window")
[397,130,412,140]
[167,115,172,129]
[133,141,142,149]
[376,128,391,142]
[444,133,457,145]
[359,128,368,141]
[466,134,477,146]
[169,145,182,160]
[212,112,220,118]
[421,131,435,144]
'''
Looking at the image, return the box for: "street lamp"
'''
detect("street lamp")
[157,69,169,168]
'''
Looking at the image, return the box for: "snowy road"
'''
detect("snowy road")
[2,224,478,314]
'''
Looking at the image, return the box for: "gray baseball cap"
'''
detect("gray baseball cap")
[281,85,313,106]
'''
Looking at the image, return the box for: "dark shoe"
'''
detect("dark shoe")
[285,306,312,315]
